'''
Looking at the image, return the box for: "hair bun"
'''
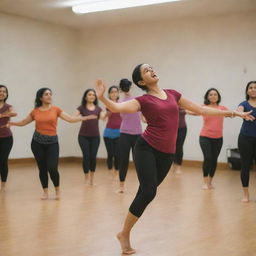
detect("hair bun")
[119,79,132,92]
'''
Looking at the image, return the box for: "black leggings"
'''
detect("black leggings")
[119,133,140,182]
[78,135,100,173]
[199,136,223,177]
[103,137,119,170]
[238,134,256,187]
[174,127,187,165]
[31,140,60,189]
[0,136,13,182]
[129,137,174,217]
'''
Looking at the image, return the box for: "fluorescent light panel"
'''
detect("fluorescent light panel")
[72,0,182,14]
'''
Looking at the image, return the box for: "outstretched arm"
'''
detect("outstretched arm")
[236,105,253,121]
[8,114,33,127]
[179,97,255,120]
[59,111,97,123]
[95,79,140,113]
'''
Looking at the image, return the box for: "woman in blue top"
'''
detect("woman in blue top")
[237,81,256,202]
[103,86,122,178]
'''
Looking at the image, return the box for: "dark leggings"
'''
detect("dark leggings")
[31,140,60,189]
[103,137,119,170]
[78,135,100,173]
[129,137,174,217]
[119,133,140,182]
[174,127,187,165]
[238,134,256,187]
[0,136,13,182]
[199,136,223,177]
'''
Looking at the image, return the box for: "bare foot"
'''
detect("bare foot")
[55,192,60,200]
[0,183,6,192]
[208,184,215,189]
[241,197,250,203]
[116,188,124,193]
[117,232,136,255]
[174,169,183,174]
[112,170,118,181]
[41,193,48,200]
[202,184,209,190]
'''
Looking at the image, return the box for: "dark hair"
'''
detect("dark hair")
[119,79,132,92]
[108,85,119,94]
[81,89,98,106]
[0,85,8,102]
[204,88,221,105]
[132,64,147,91]
[108,85,119,101]
[35,87,52,108]
[245,81,256,100]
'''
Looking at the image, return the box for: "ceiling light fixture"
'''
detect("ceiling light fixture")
[72,0,182,14]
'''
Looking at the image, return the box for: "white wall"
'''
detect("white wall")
[0,13,82,158]
[79,12,256,162]
[1,11,255,162]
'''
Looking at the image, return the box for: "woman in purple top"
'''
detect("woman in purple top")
[103,86,122,178]
[118,79,142,193]
[95,64,252,255]
[74,89,106,186]
[0,85,17,192]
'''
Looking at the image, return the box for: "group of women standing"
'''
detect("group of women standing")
[0,78,144,198]
[0,66,255,254]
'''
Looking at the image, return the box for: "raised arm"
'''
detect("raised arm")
[95,79,140,113]
[179,97,254,120]
[59,111,97,123]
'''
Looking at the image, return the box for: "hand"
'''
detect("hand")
[0,122,10,128]
[85,115,98,121]
[234,110,255,121]
[95,79,106,99]
[0,110,10,118]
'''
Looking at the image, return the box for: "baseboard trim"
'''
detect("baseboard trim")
[182,160,229,170]
[9,157,231,170]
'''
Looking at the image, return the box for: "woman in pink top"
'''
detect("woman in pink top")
[118,79,142,193]
[199,88,228,190]
[95,64,252,255]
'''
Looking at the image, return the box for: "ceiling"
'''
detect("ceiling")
[0,0,255,29]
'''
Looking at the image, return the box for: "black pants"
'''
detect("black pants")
[0,136,13,182]
[78,135,100,173]
[119,133,140,182]
[129,137,174,217]
[238,134,256,187]
[199,136,223,177]
[31,140,60,189]
[103,137,119,170]
[174,127,187,165]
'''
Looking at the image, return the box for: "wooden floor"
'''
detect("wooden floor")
[1,161,256,256]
